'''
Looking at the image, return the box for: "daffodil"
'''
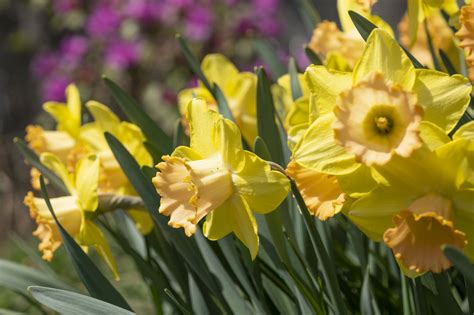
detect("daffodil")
[407,0,458,47]
[297,29,471,174]
[347,139,474,275]
[456,1,474,81]
[178,54,257,144]
[82,101,154,234]
[308,0,392,71]
[152,98,290,258]
[24,153,119,279]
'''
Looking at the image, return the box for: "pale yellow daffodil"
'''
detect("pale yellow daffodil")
[456,1,474,81]
[348,139,474,276]
[178,54,257,144]
[24,153,119,279]
[153,98,290,259]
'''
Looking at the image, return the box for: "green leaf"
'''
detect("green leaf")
[439,49,457,75]
[429,273,463,315]
[254,40,287,78]
[304,46,323,66]
[290,180,347,315]
[176,34,213,92]
[103,77,172,154]
[443,245,474,286]
[348,10,424,69]
[39,177,133,311]
[360,267,381,315]
[28,286,134,315]
[295,0,321,27]
[256,67,284,165]
[213,83,235,123]
[423,21,441,71]
[172,119,188,148]
[164,289,192,315]
[0,259,73,296]
[144,141,164,164]
[105,133,224,304]
[188,274,210,315]
[13,138,68,193]
[288,57,303,101]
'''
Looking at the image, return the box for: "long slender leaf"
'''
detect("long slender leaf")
[439,49,457,75]
[423,20,442,71]
[348,10,424,69]
[213,83,235,122]
[360,267,381,315]
[28,286,134,315]
[0,259,73,296]
[288,57,302,101]
[14,138,68,193]
[39,177,133,311]
[254,40,286,78]
[429,273,463,315]
[103,77,172,154]
[304,46,323,65]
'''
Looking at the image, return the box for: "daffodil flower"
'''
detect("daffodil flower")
[152,98,290,259]
[178,54,257,144]
[457,1,474,81]
[348,139,474,275]
[24,153,119,279]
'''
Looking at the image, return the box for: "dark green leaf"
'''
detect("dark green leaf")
[429,273,463,315]
[176,34,213,93]
[144,141,164,164]
[295,0,321,27]
[424,21,442,71]
[0,259,73,296]
[14,138,68,193]
[164,289,192,315]
[360,267,381,315]
[39,177,132,311]
[443,245,474,286]
[439,49,457,75]
[213,83,235,122]
[28,286,134,315]
[304,46,323,66]
[256,67,284,165]
[288,57,303,101]
[172,118,188,148]
[254,40,287,78]
[103,77,172,154]
[348,10,424,69]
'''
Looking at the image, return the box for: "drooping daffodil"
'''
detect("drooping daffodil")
[152,98,290,259]
[348,138,474,275]
[24,153,119,279]
[178,54,257,145]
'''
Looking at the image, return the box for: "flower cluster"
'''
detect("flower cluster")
[21,0,474,282]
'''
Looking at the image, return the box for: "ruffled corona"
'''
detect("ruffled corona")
[287,160,345,220]
[25,125,76,163]
[456,2,474,81]
[24,192,82,261]
[333,72,423,166]
[383,193,467,273]
[153,155,234,236]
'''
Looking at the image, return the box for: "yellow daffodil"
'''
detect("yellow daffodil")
[308,0,392,71]
[272,73,310,121]
[457,1,474,81]
[348,139,474,275]
[178,54,257,144]
[407,0,458,46]
[297,29,471,174]
[82,101,154,234]
[152,98,290,259]
[24,153,119,279]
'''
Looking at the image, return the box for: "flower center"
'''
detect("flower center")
[374,116,392,134]
[153,155,234,236]
[383,193,467,273]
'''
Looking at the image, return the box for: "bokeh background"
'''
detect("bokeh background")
[0,0,405,291]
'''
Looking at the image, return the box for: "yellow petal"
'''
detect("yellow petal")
[178,88,215,116]
[419,121,450,150]
[79,219,119,280]
[213,118,243,171]
[354,29,416,90]
[127,209,154,235]
[408,0,424,47]
[40,153,75,193]
[304,65,352,116]
[337,165,377,197]
[203,195,259,260]
[453,121,474,140]
[414,70,472,133]
[79,123,108,151]
[201,54,239,88]
[86,101,121,136]
[233,151,290,214]
[453,189,474,261]
[43,103,80,138]
[75,154,99,211]
[66,83,82,125]
[186,98,220,158]
[118,122,152,167]
[293,114,359,175]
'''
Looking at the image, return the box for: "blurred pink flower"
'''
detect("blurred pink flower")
[105,40,140,70]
